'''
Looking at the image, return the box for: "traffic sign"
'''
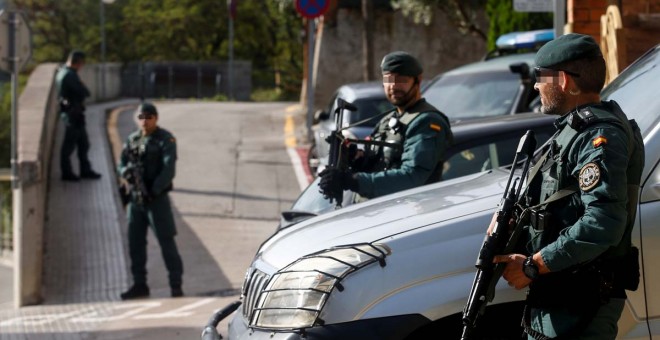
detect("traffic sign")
[295,0,330,19]
[0,10,32,73]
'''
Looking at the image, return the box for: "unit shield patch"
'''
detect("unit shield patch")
[579,162,601,191]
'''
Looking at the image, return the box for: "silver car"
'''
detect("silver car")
[207,44,660,340]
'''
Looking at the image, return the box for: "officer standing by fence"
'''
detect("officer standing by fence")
[493,34,645,339]
[319,51,452,200]
[118,102,184,300]
[56,50,101,181]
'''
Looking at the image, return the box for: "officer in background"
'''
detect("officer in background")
[493,34,645,339]
[56,50,101,181]
[319,51,452,200]
[118,103,184,300]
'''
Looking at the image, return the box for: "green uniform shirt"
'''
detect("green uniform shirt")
[118,127,177,197]
[355,99,451,198]
[55,66,90,107]
[528,103,643,272]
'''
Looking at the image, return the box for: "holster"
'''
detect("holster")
[526,264,615,312]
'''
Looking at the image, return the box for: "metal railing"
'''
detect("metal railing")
[0,168,12,259]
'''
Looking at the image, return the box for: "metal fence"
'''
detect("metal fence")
[0,169,11,258]
[120,61,252,101]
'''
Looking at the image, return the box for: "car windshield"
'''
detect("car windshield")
[601,45,660,136]
[424,70,521,120]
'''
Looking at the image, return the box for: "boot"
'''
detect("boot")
[61,173,80,182]
[120,283,150,300]
[171,286,184,298]
[80,170,102,179]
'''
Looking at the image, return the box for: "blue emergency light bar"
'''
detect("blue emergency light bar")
[496,29,554,50]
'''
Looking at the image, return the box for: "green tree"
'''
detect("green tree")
[391,0,488,40]
[391,0,553,49]
[13,0,304,99]
[485,0,553,51]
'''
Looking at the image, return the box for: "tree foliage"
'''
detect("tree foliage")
[11,0,304,95]
[391,0,553,47]
[485,0,553,51]
[391,0,487,40]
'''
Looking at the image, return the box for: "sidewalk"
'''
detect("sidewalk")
[0,99,306,339]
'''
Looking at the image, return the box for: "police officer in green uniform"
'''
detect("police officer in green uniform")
[118,103,184,299]
[319,51,452,199]
[493,34,645,339]
[56,50,101,181]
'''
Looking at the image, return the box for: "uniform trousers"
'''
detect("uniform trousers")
[528,298,625,339]
[127,194,183,288]
[60,114,92,176]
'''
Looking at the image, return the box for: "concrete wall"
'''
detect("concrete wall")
[13,62,121,306]
[313,7,488,110]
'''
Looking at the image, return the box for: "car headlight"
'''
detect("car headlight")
[250,243,389,329]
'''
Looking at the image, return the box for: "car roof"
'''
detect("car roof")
[449,112,555,144]
[336,81,386,102]
[439,53,536,77]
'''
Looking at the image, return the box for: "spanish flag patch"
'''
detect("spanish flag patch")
[592,136,607,148]
[429,123,442,132]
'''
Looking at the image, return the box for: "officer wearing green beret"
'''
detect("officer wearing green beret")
[56,50,102,181]
[493,34,645,339]
[319,51,452,200]
[118,103,184,299]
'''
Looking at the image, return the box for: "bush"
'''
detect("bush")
[250,87,298,102]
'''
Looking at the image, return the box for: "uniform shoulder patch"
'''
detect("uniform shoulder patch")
[592,135,607,148]
[579,162,601,191]
[429,123,442,132]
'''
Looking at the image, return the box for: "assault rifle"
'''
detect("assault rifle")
[122,143,151,205]
[324,98,357,207]
[461,130,537,339]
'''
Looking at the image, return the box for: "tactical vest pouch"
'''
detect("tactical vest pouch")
[529,208,552,232]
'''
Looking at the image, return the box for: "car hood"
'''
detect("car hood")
[257,169,512,271]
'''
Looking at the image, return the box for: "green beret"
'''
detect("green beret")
[138,102,158,115]
[381,51,423,77]
[535,33,602,68]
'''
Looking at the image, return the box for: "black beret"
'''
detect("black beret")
[535,33,602,68]
[138,102,158,115]
[381,51,423,77]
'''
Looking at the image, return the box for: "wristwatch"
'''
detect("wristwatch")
[523,256,540,280]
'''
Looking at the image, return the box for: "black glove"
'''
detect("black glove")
[318,167,359,204]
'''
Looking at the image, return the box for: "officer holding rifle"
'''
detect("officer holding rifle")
[118,103,184,300]
[319,51,452,201]
[493,34,644,339]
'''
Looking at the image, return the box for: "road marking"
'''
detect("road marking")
[134,298,215,320]
[288,147,310,191]
[284,113,297,148]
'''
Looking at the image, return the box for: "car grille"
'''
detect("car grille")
[242,269,270,322]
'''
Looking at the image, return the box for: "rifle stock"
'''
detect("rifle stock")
[325,98,357,207]
[461,130,537,339]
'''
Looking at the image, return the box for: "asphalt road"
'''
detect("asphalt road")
[0,100,306,339]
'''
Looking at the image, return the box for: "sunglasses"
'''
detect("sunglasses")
[137,114,155,120]
[534,66,580,83]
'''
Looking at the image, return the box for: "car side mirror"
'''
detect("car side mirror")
[509,62,530,82]
[314,109,330,124]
